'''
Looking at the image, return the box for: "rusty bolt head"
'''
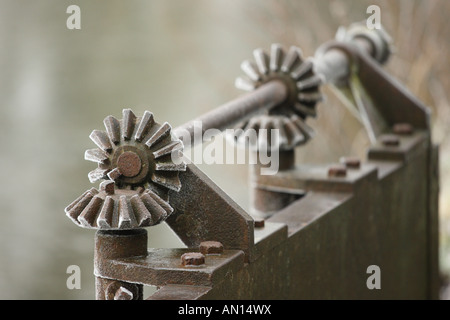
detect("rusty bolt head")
[254,219,265,228]
[393,123,414,135]
[328,165,347,177]
[340,157,360,169]
[181,252,205,266]
[200,241,224,255]
[100,180,115,195]
[381,135,400,146]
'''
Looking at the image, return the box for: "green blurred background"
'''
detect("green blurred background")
[0,0,448,299]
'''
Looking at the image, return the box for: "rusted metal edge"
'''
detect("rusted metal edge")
[356,45,431,130]
[368,130,430,162]
[427,144,440,299]
[268,191,353,236]
[147,284,212,300]
[252,130,428,194]
[95,248,245,288]
[252,163,379,194]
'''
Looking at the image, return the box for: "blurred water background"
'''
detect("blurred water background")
[0,0,449,299]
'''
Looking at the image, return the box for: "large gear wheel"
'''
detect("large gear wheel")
[232,44,323,150]
[85,108,185,191]
[65,109,185,230]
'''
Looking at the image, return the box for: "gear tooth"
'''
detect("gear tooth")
[273,117,289,148]
[118,195,135,229]
[238,119,259,149]
[130,194,153,227]
[135,111,155,142]
[96,196,115,229]
[145,122,171,148]
[135,186,145,194]
[77,195,103,228]
[270,43,284,72]
[297,74,323,91]
[65,189,97,224]
[152,171,181,192]
[253,48,269,75]
[294,102,317,118]
[65,189,91,215]
[257,117,272,151]
[233,121,247,138]
[283,118,306,146]
[146,189,173,216]
[292,115,315,139]
[291,58,314,80]
[141,193,168,224]
[155,159,186,172]
[153,141,183,159]
[240,60,261,82]
[281,46,303,73]
[107,168,122,181]
[297,91,323,104]
[89,130,112,152]
[85,148,109,164]
[103,115,121,145]
[122,109,137,140]
[88,168,109,183]
[235,77,255,91]
[246,117,261,132]
[265,118,278,147]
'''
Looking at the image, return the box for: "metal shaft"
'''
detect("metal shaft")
[174,80,288,148]
[314,37,374,85]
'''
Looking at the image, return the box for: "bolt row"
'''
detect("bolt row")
[327,123,414,178]
[181,219,265,266]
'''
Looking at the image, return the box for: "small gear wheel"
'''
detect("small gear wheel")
[232,44,323,150]
[65,181,173,229]
[85,108,185,191]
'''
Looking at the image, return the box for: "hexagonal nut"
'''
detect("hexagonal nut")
[393,123,414,135]
[200,241,224,255]
[254,219,265,228]
[328,165,347,177]
[181,252,205,266]
[381,135,400,146]
[340,157,360,169]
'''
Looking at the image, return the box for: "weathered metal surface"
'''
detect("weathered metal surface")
[201,132,431,299]
[133,124,435,299]
[147,285,211,300]
[65,21,439,300]
[97,248,244,287]
[94,229,148,300]
[166,163,255,260]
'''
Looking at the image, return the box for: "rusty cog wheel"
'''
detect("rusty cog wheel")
[85,108,185,191]
[65,109,186,230]
[233,44,323,150]
[65,182,174,230]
